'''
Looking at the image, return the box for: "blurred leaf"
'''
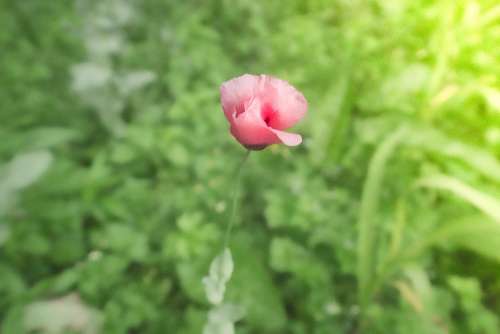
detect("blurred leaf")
[0,223,9,245]
[0,150,53,214]
[203,303,245,334]
[0,128,80,155]
[395,267,454,333]
[116,70,156,96]
[23,294,102,334]
[407,126,500,183]
[310,73,353,164]
[448,276,499,333]
[26,127,81,149]
[358,127,407,308]
[227,233,287,331]
[480,86,500,112]
[0,150,53,192]
[408,216,500,264]
[383,64,430,95]
[270,237,329,286]
[202,248,233,305]
[445,219,500,263]
[418,174,500,223]
[71,62,112,92]
[0,264,26,309]
[85,33,124,58]
[92,223,150,261]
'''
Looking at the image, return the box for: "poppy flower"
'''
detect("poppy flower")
[220,74,307,150]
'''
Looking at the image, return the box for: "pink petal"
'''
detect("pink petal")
[220,74,260,121]
[261,76,307,130]
[230,99,280,146]
[269,128,303,146]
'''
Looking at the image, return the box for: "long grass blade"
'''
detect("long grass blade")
[357,126,406,311]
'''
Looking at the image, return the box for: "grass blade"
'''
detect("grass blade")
[357,126,406,311]
[418,174,500,223]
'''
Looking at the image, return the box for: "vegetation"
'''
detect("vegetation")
[1,0,499,333]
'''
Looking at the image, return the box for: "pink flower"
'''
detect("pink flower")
[220,74,308,150]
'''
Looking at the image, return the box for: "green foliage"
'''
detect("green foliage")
[357,127,406,311]
[448,276,499,334]
[1,0,499,333]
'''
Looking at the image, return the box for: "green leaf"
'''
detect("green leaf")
[394,266,454,333]
[382,64,430,95]
[445,219,500,263]
[23,294,102,334]
[407,126,500,183]
[203,303,245,334]
[0,265,26,309]
[92,223,150,261]
[310,72,353,165]
[407,216,500,263]
[417,174,500,223]
[0,150,53,192]
[480,86,500,112]
[116,70,156,96]
[0,224,9,245]
[227,233,287,331]
[0,150,53,214]
[202,248,233,305]
[357,127,407,310]
[270,237,329,285]
[448,276,499,334]
[71,62,112,92]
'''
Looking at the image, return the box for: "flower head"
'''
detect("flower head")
[220,74,307,150]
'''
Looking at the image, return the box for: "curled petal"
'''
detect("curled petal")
[261,76,308,130]
[269,128,303,146]
[229,99,279,147]
[220,74,259,121]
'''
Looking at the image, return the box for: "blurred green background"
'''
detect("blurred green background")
[1,0,500,333]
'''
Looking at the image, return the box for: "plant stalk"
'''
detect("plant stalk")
[223,150,251,249]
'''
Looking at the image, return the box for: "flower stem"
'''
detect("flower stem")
[223,150,251,249]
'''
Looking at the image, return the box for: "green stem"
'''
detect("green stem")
[223,150,251,249]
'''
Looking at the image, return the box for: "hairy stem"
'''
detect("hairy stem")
[223,150,251,249]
